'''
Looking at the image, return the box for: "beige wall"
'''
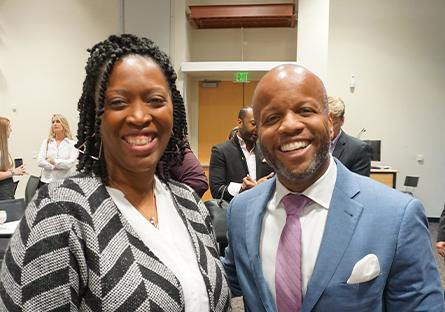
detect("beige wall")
[2,1,444,216]
[0,0,121,197]
[327,0,445,216]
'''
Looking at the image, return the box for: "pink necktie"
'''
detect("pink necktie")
[275,194,311,312]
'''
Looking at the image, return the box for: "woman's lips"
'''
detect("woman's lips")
[122,134,158,153]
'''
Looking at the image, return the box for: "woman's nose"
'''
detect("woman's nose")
[127,101,152,125]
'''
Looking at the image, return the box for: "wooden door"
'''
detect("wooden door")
[198,80,257,200]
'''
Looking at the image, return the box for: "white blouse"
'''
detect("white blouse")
[106,176,209,312]
[37,138,78,183]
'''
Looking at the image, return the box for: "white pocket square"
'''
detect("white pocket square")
[346,254,380,284]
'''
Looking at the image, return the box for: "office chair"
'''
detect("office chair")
[402,175,419,196]
[204,199,228,256]
[0,198,26,222]
[25,175,41,204]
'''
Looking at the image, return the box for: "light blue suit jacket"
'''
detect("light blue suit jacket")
[221,161,444,311]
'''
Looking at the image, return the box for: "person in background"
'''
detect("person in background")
[0,117,26,200]
[228,126,238,140]
[435,206,445,258]
[37,114,78,186]
[221,64,444,311]
[170,140,208,197]
[209,107,273,202]
[328,96,372,176]
[0,34,230,311]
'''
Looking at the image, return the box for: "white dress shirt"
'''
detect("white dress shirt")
[260,156,337,303]
[106,176,209,312]
[227,135,257,196]
[38,137,78,183]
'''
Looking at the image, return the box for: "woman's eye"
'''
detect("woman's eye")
[106,99,126,108]
[148,97,167,107]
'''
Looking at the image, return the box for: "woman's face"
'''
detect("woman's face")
[52,118,64,135]
[100,55,173,180]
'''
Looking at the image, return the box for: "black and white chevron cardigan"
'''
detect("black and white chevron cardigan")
[0,174,231,311]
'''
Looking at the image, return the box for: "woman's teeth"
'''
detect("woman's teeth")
[125,135,153,146]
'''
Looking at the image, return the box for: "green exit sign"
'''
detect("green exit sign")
[235,72,250,83]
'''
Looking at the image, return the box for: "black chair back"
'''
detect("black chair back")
[0,198,26,222]
[204,199,229,256]
[25,175,40,204]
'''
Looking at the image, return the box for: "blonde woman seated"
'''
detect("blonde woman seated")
[37,114,78,185]
[0,117,27,200]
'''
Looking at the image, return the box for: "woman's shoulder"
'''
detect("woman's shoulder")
[167,179,200,202]
[42,173,105,202]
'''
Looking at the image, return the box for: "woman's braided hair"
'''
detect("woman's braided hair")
[76,34,187,182]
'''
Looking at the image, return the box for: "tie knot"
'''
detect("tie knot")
[281,194,311,216]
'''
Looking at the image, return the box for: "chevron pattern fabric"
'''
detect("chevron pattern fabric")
[0,175,231,311]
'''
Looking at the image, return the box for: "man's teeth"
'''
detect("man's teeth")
[125,135,153,146]
[280,141,308,152]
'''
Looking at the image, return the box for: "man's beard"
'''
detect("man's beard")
[261,140,330,184]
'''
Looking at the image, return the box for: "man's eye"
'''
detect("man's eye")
[264,115,280,125]
[299,107,314,115]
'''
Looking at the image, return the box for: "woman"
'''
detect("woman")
[0,117,26,200]
[0,34,230,311]
[37,114,78,185]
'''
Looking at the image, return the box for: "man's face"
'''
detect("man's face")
[237,109,257,144]
[253,65,332,192]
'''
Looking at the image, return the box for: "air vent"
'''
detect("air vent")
[188,3,296,29]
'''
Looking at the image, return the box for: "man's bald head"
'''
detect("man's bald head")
[251,64,332,192]
[252,64,327,123]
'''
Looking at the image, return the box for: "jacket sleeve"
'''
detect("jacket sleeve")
[37,139,54,170]
[437,207,445,242]
[170,146,209,198]
[384,198,445,311]
[0,194,84,311]
[209,145,233,201]
[350,142,372,176]
[220,199,243,297]
[54,142,79,170]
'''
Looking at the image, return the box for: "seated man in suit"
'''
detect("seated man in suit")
[221,64,444,312]
[209,107,273,202]
[328,96,372,176]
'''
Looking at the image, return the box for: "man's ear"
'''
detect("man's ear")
[237,118,242,127]
[328,115,334,140]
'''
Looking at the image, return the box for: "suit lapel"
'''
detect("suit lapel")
[245,178,277,312]
[332,131,346,159]
[302,162,364,311]
[233,136,250,176]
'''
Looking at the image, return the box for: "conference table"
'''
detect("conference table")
[0,220,20,261]
[370,169,397,188]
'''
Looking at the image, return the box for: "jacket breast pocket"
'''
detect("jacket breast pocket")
[318,278,383,311]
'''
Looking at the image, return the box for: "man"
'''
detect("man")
[329,96,372,176]
[209,107,273,202]
[221,64,444,311]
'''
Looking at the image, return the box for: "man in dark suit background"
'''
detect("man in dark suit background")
[329,96,372,176]
[209,107,273,202]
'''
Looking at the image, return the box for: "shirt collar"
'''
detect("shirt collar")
[274,155,337,210]
[50,137,70,143]
[237,134,255,153]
